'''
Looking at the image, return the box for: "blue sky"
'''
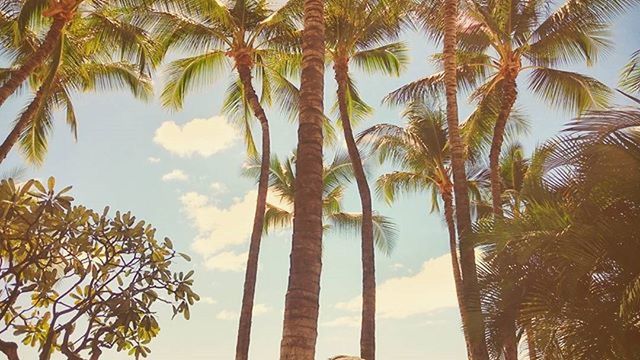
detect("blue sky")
[1,8,639,360]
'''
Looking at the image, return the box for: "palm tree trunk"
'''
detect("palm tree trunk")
[334,59,376,360]
[442,0,489,359]
[526,323,537,360]
[0,16,67,109]
[489,75,518,217]
[0,81,49,164]
[279,0,325,357]
[235,63,271,360]
[0,339,19,360]
[441,189,472,356]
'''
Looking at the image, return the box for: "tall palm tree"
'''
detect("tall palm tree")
[388,0,636,217]
[0,0,80,109]
[279,0,325,356]
[440,0,489,357]
[324,0,409,357]
[244,154,397,253]
[358,101,494,355]
[0,5,156,164]
[148,2,297,358]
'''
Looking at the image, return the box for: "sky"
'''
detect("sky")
[1,7,639,360]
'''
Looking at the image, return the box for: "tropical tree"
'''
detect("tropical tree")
[478,104,640,359]
[279,0,325,355]
[621,49,640,93]
[0,177,198,360]
[147,1,298,358]
[387,0,637,217]
[440,0,489,357]
[358,101,492,353]
[0,5,156,165]
[244,154,397,253]
[324,0,409,356]
[0,0,80,109]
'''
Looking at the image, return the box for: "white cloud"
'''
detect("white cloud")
[322,316,360,328]
[216,304,271,321]
[335,253,456,319]
[154,116,239,157]
[210,182,227,194]
[180,190,258,256]
[216,310,237,321]
[162,169,189,182]
[148,156,161,163]
[201,296,217,305]
[180,189,291,257]
[204,251,248,272]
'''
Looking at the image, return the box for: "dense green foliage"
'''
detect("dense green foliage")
[0,178,198,359]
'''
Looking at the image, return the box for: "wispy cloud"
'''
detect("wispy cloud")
[162,169,189,182]
[154,116,239,157]
[335,253,457,319]
[148,156,161,163]
[216,304,271,321]
[204,251,248,272]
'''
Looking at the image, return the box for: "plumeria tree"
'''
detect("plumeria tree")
[0,178,198,360]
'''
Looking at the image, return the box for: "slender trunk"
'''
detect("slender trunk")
[442,0,489,359]
[503,317,518,360]
[234,62,271,360]
[334,60,376,360]
[279,0,325,357]
[0,17,67,109]
[0,339,19,360]
[39,316,57,360]
[441,189,472,356]
[0,80,50,164]
[526,324,537,360]
[489,75,518,217]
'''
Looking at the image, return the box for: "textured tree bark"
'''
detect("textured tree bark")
[0,81,49,164]
[489,75,518,217]
[334,60,376,360]
[0,17,67,109]
[279,0,325,357]
[442,0,489,359]
[234,61,271,360]
[441,189,472,355]
[0,339,19,360]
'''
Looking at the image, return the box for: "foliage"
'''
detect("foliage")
[243,154,398,255]
[0,177,198,360]
[476,103,640,359]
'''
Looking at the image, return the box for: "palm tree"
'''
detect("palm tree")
[478,103,640,359]
[358,101,495,354]
[440,0,489,357]
[324,0,409,357]
[0,0,80,109]
[148,2,297,358]
[244,154,397,253]
[0,5,156,164]
[388,0,636,217]
[621,49,640,93]
[279,0,325,356]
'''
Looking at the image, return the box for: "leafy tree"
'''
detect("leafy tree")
[621,49,640,93]
[279,0,326,355]
[0,3,156,164]
[388,0,638,217]
[323,0,409,356]
[477,101,640,359]
[146,1,299,358]
[0,178,198,360]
